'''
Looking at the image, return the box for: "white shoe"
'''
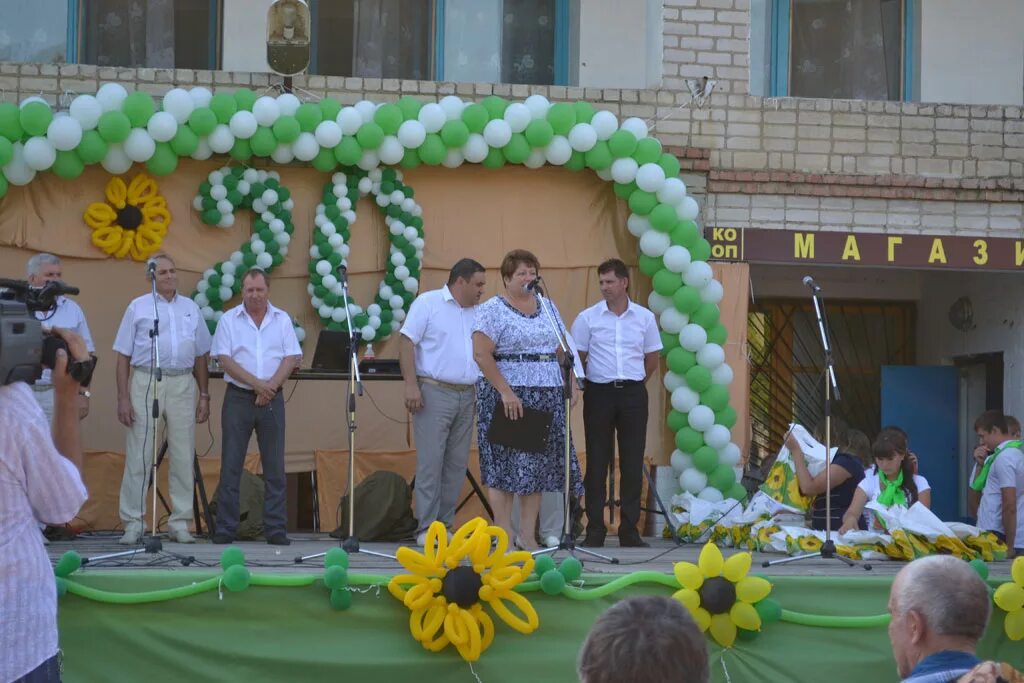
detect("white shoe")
[543,535,561,548]
[118,528,141,545]
[416,531,428,546]
[169,529,196,544]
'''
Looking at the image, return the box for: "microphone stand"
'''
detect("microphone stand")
[297,266,394,563]
[763,279,869,570]
[531,279,617,565]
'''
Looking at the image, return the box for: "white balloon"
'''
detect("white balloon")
[438,95,465,120]
[394,264,411,280]
[620,116,649,139]
[337,106,363,135]
[704,425,732,450]
[19,96,48,109]
[356,149,379,171]
[207,124,235,154]
[663,371,685,393]
[670,450,693,474]
[503,103,531,133]
[322,274,338,290]
[684,261,713,289]
[590,110,619,140]
[271,143,294,164]
[688,405,716,432]
[523,148,545,169]
[442,148,465,168]
[680,468,708,495]
[482,119,512,148]
[657,177,687,205]
[102,143,133,173]
[314,120,342,148]
[678,196,700,220]
[96,83,128,112]
[610,157,638,184]
[228,110,257,139]
[418,103,446,133]
[69,94,103,130]
[252,96,281,127]
[711,363,734,386]
[663,246,692,274]
[292,132,319,161]
[462,133,489,163]
[544,136,572,165]
[3,143,36,185]
[161,88,194,124]
[595,168,613,182]
[396,119,426,149]
[647,291,673,315]
[700,280,724,304]
[697,487,724,503]
[353,99,376,122]
[294,326,306,342]
[671,386,700,413]
[718,443,742,467]
[123,129,156,162]
[679,324,708,352]
[636,163,667,193]
[639,230,670,258]
[567,123,597,152]
[379,135,404,164]
[256,252,273,269]
[361,325,376,341]
[697,343,725,369]
[659,307,689,335]
[389,294,404,309]
[523,94,550,119]
[626,214,651,237]
[277,93,301,116]
[188,86,213,108]
[147,111,177,142]
[47,116,83,151]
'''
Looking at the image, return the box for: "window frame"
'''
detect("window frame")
[769,0,916,101]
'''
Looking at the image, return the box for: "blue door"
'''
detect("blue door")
[880,366,959,522]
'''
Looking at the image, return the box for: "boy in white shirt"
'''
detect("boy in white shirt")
[968,410,1024,558]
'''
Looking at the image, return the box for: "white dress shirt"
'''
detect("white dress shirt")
[976,441,1024,547]
[34,296,95,386]
[400,285,479,385]
[212,302,302,389]
[113,292,212,370]
[570,299,662,383]
[0,382,88,682]
[858,469,932,530]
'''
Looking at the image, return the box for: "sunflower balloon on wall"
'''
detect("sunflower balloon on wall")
[84,173,170,260]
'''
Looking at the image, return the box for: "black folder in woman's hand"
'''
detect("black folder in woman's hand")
[488,404,554,454]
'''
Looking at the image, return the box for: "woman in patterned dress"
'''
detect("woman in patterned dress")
[472,249,583,550]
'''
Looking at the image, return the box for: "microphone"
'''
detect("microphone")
[525,278,544,294]
[147,258,157,277]
[802,276,821,292]
[337,264,348,287]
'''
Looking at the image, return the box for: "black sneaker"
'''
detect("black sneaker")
[619,535,650,548]
[581,532,606,548]
[212,533,235,545]
[266,533,291,546]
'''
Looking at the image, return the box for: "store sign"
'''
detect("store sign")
[707,228,1024,271]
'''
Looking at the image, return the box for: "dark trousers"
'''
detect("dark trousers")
[216,384,287,536]
[583,381,648,539]
[15,654,60,682]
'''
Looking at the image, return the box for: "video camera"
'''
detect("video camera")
[0,278,96,387]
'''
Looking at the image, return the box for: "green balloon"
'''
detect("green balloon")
[325,546,350,569]
[534,554,556,577]
[660,331,680,354]
[201,208,221,225]
[715,406,737,429]
[0,103,23,141]
[373,103,402,135]
[97,111,131,143]
[607,129,638,158]
[675,427,704,454]
[323,564,348,590]
[672,286,702,314]
[397,96,422,120]
[671,220,700,248]
[233,88,257,111]
[540,568,566,595]
[146,142,178,175]
[693,446,719,474]
[222,564,251,592]
[273,116,301,144]
[209,93,237,124]
[637,253,662,277]
[658,152,681,179]
[312,147,337,172]
[564,150,586,171]
[627,189,657,215]
[220,546,245,569]
[584,141,612,170]
[19,101,53,137]
[355,122,384,149]
[726,483,748,503]
[709,463,736,492]
[691,238,712,262]
[667,348,697,375]
[440,119,470,148]
[229,138,252,162]
[461,103,489,133]
[613,181,636,199]
[707,323,728,345]
[168,125,198,156]
[400,148,421,168]
[320,97,342,122]
[121,92,154,128]
[249,126,277,156]
[524,119,554,148]
[54,550,82,578]
[558,556,583,581]
[691,303,721,330]
[649,203,677,232]
[685,365,712,393]
[502,133,530,164]
[330,587,353,610]
[188,108,217,137]
[416,134,444,165]
[755,598,782,624]
[573,101,595,124]
[295,102,323,132]
[667,410,688,433]
[546,102,576,135]
[633,137,663,164]
[482,147,506,169]
[0,137,12,166]
[480,95,509,120]
[52,150,84,179]
[652,269,682,296]
[701,385,730,412]
[0,173,7,200]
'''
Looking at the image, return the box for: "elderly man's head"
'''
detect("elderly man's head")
[888,556,991,678]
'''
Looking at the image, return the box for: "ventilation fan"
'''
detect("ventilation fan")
[948,296,975,332]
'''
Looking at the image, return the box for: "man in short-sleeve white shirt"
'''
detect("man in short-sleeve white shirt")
[571,258,662,548]
[399,258,486,545]
[211,268,301,546]
[969,410,1024,557]
[113,254,212,545]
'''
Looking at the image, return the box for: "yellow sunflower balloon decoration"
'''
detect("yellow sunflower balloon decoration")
[84,174,170,261]
[388,517,538,662]
[672,542,778,647]
[994,556,1024,641]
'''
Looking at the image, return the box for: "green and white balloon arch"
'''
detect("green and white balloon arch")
[0,85,744,503]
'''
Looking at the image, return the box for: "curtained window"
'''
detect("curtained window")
[443,0,556,85]
[0,1,68,64]
[314,0,433,81]
[80,0,215,70]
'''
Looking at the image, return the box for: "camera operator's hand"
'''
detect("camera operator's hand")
[48,328,90,402]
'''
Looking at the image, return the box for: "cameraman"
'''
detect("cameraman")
[1,328,90,683]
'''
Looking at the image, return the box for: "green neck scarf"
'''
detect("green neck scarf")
[876,469,906,508]
[971,440,1023,491]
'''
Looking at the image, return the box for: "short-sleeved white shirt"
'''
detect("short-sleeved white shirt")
[570,299,662,383]
[858,468,932,530]
[977,442,1024,547]
[400,286,479,385]
[212,302,301,389]
[112,292,212,370]
[34,296,94,385]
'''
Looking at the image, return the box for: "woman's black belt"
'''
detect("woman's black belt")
[494,353,557,362]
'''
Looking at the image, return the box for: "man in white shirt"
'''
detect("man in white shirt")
[113,254,212,545]
[1,328,89,683]
[571,259,662,548]
[400,258,486,545]
[211,269,301,546]
[968,410,1024,558]
[26,253,95,422]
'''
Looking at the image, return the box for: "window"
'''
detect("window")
[770,0,915,100]
[75,0,219,70]
[0,1,69,64]
[310,0,569,85]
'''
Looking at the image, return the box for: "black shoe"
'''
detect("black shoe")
[619,535,650,548]
[581,532,606,548]
[266,533,291,546]
[212,533,235,545]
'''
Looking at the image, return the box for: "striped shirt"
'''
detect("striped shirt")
[0,382,88,682]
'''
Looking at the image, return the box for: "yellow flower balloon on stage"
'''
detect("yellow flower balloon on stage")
[388,517,538,662]
[672,542,773,648]
[84,173,170,261]
[994,557,1024,641]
